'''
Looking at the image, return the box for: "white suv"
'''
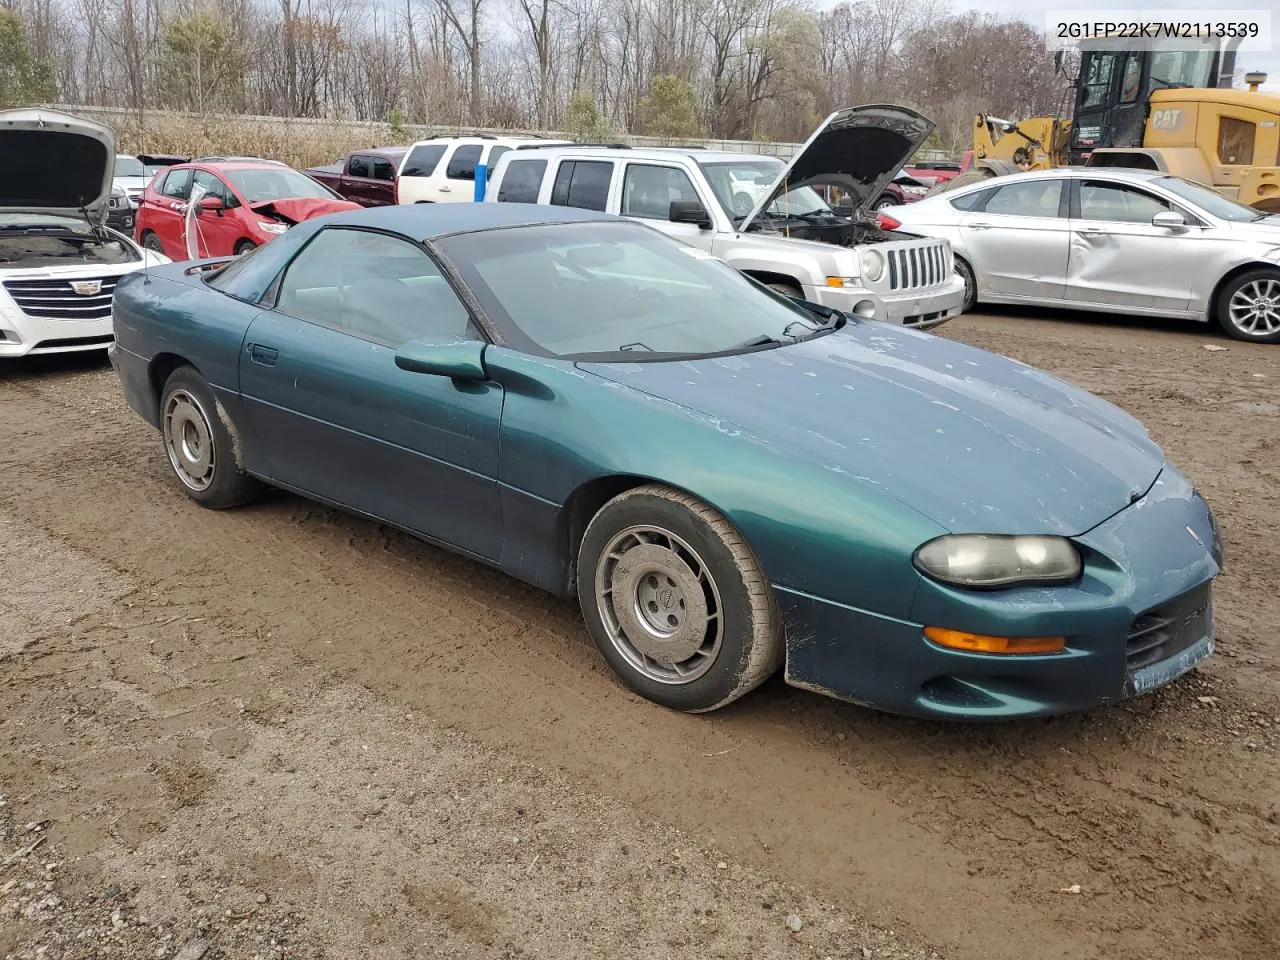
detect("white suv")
[483,106,965,328]
[397,135,571,204]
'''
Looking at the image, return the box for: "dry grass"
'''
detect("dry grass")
[109,111,409,169]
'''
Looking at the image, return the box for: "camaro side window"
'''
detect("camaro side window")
[1079,181,1170,224]
[275,229,473,347]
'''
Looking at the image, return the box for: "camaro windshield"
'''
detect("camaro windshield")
[697,159,838,221]
[438,222,830,358]
[224,168,336,203]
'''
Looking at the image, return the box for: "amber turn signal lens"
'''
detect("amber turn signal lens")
[924,627,1065,655]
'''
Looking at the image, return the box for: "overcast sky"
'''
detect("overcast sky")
[942,0,1279,90]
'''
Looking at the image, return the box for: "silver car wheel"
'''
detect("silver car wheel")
[163,388,216,492]
[1228,278,1280,337]
[594,524,723,685]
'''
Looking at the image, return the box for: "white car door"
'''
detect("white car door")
[438,143,483,202]
[615,161,716,253]
[1064,178,1197,315]
[958,178,1070,301]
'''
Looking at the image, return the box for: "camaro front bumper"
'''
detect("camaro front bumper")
[778,465,1221,719]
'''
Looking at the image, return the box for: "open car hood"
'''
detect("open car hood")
[739,105,934,232]
[0,108,115,222]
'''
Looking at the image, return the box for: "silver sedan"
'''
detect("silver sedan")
[889,168,1280,344]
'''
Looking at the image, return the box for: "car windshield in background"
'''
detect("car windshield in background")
[1155,176,1267,222]
[697,159,837,221]
[223,168,336,202]
[114,156,146,178]
[440,222,829,359]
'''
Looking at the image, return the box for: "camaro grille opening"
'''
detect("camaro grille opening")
[1126,583,1212,672]
[3,275,123,321]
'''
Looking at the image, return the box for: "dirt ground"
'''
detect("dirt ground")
[1,308,1278,960]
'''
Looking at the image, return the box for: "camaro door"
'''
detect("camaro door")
[1064,178,1195,314]
[958,177,1069,300]
[237,226,505,560]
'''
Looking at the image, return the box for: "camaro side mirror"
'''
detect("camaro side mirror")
[669,200,712,229]
[1152,210,1187,230]
[394,339,487,381]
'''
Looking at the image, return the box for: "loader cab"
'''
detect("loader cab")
[1067,38,1236,164]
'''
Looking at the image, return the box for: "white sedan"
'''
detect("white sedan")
[888,167,1280,344]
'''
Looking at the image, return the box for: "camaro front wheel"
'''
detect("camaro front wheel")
[160,367,262,509]
[577,484,783,712]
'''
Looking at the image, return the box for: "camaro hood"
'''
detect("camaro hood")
[249,196,359,224]
[0,108,114,221]
[580,324,1165,537]
[739,104,934,231]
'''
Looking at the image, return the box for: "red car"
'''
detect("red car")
[135,161,360,260]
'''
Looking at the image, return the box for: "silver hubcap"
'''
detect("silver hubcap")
[1228,278,1280,336]
[163,389,215,492]
[594,524,723,685]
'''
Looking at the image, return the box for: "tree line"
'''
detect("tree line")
[1,0,1069,153]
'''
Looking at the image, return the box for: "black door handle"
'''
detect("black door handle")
[248,343,278,366]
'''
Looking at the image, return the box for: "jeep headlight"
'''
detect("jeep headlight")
[860,248,885,282]
[913,535,1081,588]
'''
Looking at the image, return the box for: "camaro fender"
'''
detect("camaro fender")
[484,347,948,625]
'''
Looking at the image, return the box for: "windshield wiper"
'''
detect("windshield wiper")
[619,342,653,352]
[733,335,783,349]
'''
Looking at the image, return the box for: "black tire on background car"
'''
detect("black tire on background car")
[1215,267,1280,344]
[875,195,899,210]
[925,167,995,198]
[766,281,803,299]
[955,256,977,313]
[141,231,164,254]
[577,484,784,712]
[234,239,257,256]
[160,367,263,509]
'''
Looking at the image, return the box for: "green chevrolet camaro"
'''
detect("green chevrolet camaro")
[109,203,1222,718]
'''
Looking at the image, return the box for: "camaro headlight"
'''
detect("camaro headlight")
[913,535,1081,588]
[257,221,289,235]
[860,248,885,282]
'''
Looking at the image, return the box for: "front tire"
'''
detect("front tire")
[955,256,977,313]
[141,231,164,255]
[1216,268,1280,343]
[875,195,899,211]
[234,239,257,256]
[766,281,803,300]
[577,485,783,712]
[160,367,262,509]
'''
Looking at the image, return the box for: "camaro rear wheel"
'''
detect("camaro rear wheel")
[160,367,262,509]
[577,484,783,712]
[1217,268,1280,343]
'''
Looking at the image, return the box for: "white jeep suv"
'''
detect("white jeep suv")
[483,106,964,328]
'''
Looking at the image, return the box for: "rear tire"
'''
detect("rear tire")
[160,367,263,509]
[1216,267,1280,343]
[577,484,783,713]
